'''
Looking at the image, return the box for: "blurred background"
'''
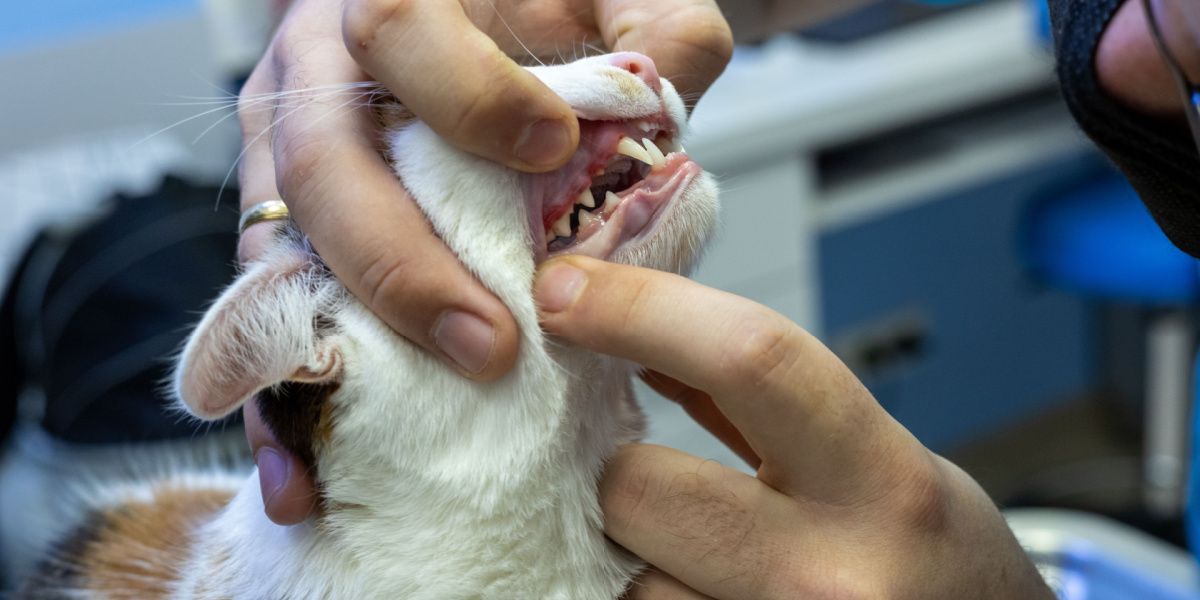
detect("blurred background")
[1,0,1197,597]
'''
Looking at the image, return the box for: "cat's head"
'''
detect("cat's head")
[172,53,718,490]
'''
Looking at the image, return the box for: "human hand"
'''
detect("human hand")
[534,256,1054,599]
[236,0,732,524]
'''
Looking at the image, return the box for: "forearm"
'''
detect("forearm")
[716,0,876,42]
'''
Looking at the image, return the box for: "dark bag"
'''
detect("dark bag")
[0,177,241,445]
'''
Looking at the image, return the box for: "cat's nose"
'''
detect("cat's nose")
[608,52,661,93]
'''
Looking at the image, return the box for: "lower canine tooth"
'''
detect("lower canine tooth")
[605,191,621,207]
[642,138,666,168]
[617,137,654,166]
[553,212,572,237]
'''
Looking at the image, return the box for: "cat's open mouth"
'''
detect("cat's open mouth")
[527,118,700,260]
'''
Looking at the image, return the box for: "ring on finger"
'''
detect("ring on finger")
[239,200,291,235]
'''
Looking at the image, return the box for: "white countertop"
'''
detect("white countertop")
[689,0,1056,172]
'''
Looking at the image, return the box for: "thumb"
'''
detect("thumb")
[243,397,318,525]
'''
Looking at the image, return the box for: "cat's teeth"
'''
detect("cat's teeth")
[604,190,621,208]
[579,210,600,228]
[577,189,595,208]
[616,137,654,166]
[553,211,572,238]
[642,138,667,168]
[637,122,654,133]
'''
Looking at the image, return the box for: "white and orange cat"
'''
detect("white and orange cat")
[18,52,718,599]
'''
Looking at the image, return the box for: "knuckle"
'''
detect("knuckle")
[356,249,425,321]
[237,68,277,138]
[719,311,799,391]
[889,457,951,535]
[678,14,734,68]
[343,0,416,58]
[274,130,334,202]
[443,58,522,142]
[656,8,734,82]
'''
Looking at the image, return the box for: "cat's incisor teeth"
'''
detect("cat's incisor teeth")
[552,211,572,238]
[642,138,666,169]
[616,137,654,166]
[577,189,595,208]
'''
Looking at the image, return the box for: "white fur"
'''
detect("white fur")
[163,54,719,599]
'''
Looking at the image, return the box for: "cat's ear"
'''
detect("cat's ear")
[173,246,342,420]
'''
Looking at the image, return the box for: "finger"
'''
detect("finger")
[236,59,289,265]
[342,0,578,172]
[262,36,519,381]
[236,222,280,266]
[243,397,318,525]
[601,444,799,600]
[623,569,713,600]
[535,257,908,497]
[594,0,733,101]
[640,370,760,469]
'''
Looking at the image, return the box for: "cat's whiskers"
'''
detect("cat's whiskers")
[484,0,544,67]
[215,86,378,208]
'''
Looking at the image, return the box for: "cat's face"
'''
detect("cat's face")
[174,53,719,484]
[387,51,718,278]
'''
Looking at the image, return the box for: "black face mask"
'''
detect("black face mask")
[1050,0,1200,257]
[1138,0,1200,256]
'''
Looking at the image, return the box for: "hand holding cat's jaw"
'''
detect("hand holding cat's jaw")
[533,258,1054,599]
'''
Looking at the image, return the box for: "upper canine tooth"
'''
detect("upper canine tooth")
[577,189,595,208]
[617,137,654,166]
[642,138,666,168]
[553,211,572,237]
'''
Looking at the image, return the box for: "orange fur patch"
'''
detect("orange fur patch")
[608,70,643,99]
[77,486,233,599]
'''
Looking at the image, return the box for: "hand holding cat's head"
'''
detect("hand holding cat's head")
[172,53,719,479]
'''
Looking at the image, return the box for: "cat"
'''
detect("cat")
[17,51,719,599]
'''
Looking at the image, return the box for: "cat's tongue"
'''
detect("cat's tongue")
[525,119,693,260]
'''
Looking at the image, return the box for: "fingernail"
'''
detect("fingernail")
[535,262,587,313]
[515,119,572,169]
[256,447,288,506]
[432,311,496,375]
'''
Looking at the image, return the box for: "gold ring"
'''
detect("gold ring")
[238,200,290,235]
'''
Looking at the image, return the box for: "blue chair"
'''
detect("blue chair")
[1023,171,1200,526]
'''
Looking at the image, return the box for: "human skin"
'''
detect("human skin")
[237,0,904,527]
[1097,0,1200,117]
[533,257,1055,599]
[231,2,1068,594]
[236,0,733,523]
